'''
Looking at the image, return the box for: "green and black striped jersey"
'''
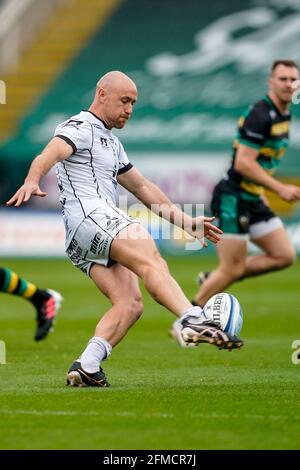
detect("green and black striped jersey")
[227,95,291,198]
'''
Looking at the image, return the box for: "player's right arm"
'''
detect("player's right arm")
[6,137,73,207]
[235,144,300,202]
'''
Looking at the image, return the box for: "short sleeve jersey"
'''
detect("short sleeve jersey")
[54,110,132,242]
[227,95,291,197]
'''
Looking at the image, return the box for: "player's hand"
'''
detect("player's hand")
[189,216,223,248]
[6,183,47,207]
[277,183,300,202]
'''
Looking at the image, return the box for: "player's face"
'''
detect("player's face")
[105,85,137,129]
[269,65,299,104]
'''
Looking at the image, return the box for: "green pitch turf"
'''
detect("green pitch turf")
[0,255,300,450]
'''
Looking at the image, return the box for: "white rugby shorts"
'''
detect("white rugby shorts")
[66,202,138,276]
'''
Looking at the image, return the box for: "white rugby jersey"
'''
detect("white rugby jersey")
[54,110,133,244]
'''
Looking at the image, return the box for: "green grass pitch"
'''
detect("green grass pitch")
[0,255,300,450]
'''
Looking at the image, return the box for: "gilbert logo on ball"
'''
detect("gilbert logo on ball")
[204,292,243,336]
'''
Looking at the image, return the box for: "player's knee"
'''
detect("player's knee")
[233,265,246,280]
[141,255,169,279]
[276,250,296,269]
[157,255,169,273]
[149,249,169,272]
[126,295,143,321]
[133,296,144,320]
[221,264,245,282]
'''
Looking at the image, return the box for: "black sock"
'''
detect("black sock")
[30,289,50,308]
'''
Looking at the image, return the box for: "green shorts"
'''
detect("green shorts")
[211,181,282,239]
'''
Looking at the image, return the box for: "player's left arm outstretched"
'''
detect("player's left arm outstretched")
[7,138,73,207]
[117,166,222,246]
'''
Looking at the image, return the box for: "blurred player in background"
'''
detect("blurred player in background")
[187,59,300,312]
[7,71,243,387]
[0,266,62,340]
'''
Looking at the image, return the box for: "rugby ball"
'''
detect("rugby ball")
[203,293,243,336]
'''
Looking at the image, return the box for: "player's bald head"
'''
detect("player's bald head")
[96,71,137,94]
[91,71,137,129]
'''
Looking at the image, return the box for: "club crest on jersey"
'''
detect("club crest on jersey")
[100,138,109,148]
